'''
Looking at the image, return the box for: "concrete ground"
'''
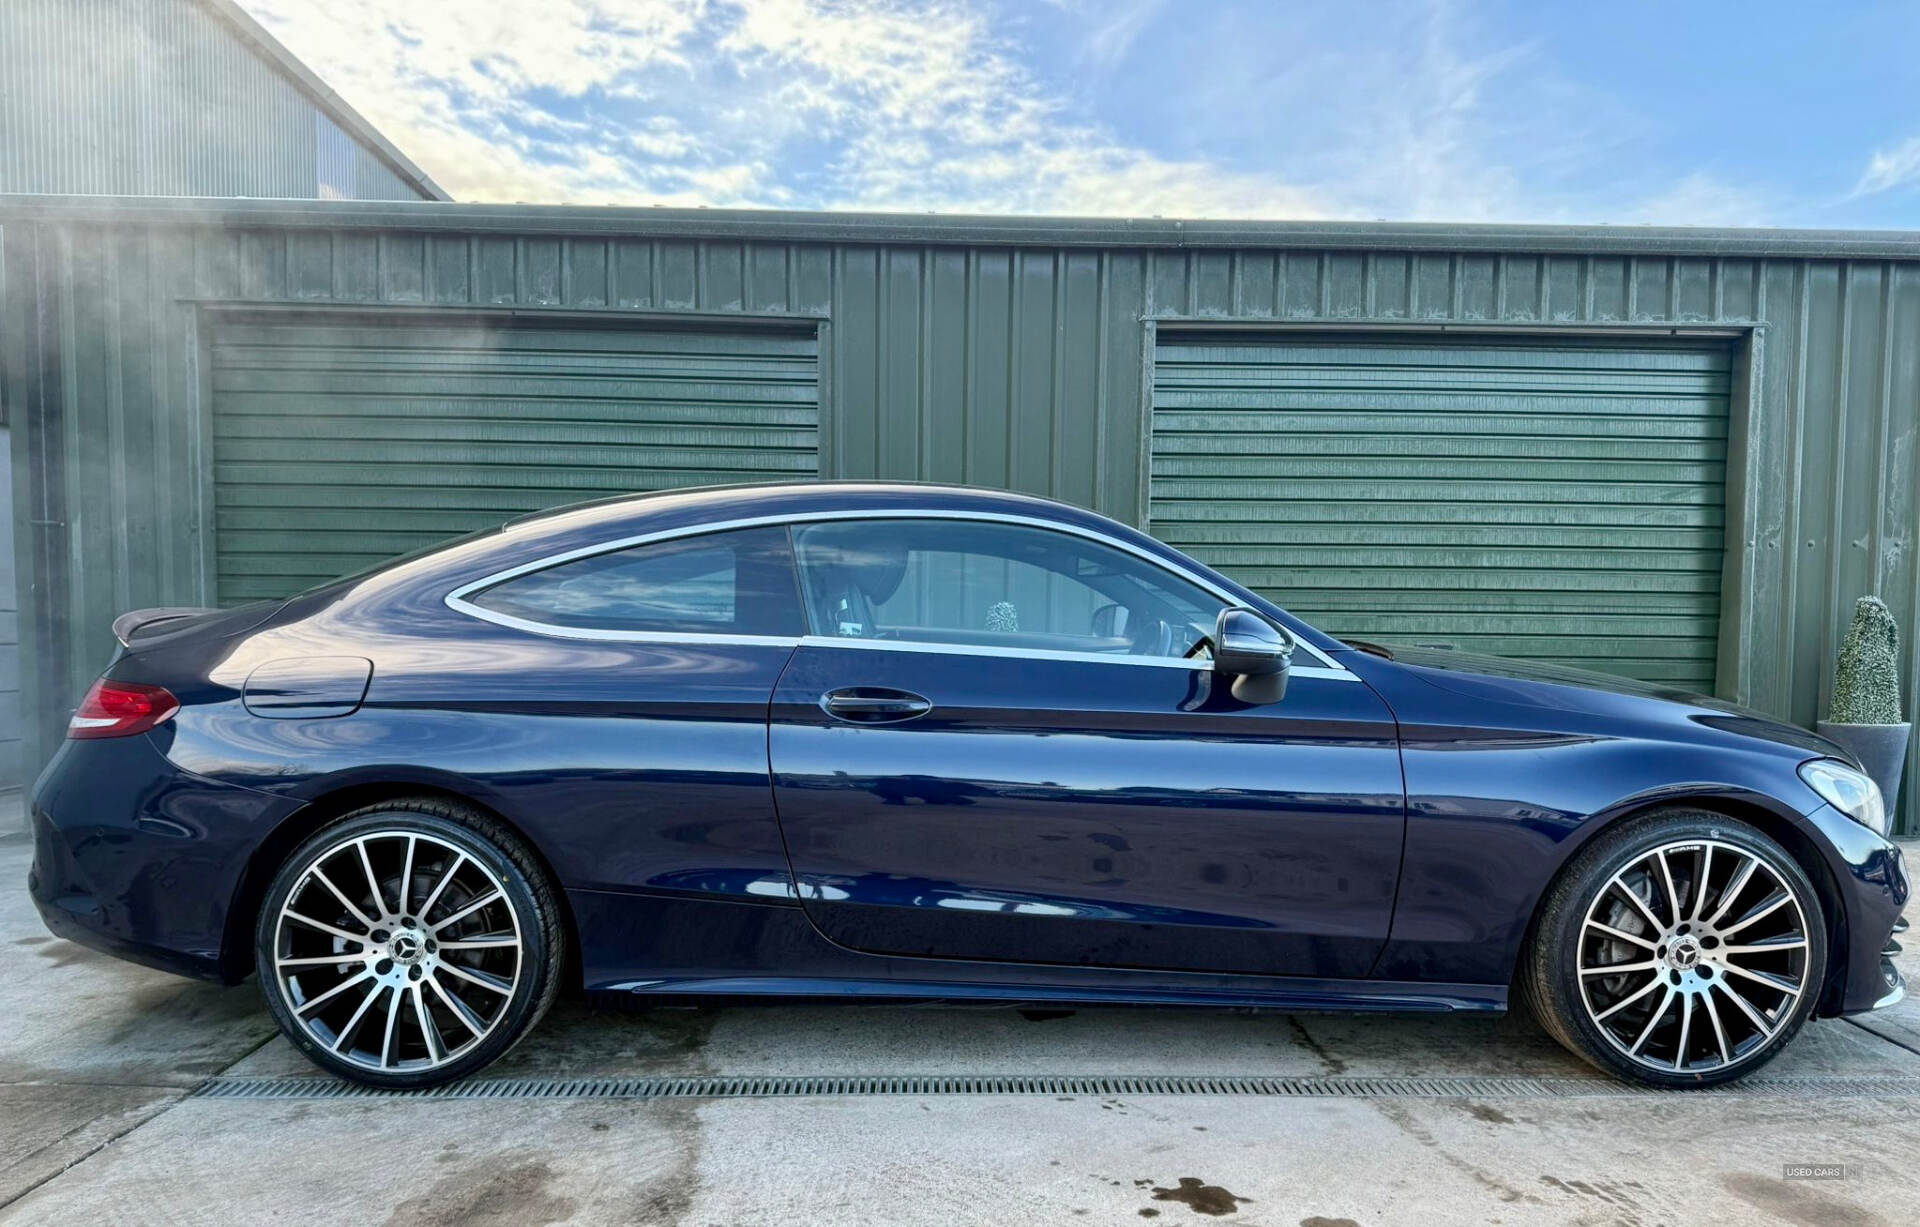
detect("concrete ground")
[5,831,1920,1226]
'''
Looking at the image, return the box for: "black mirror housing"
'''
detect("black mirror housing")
[1213,607,1295,703]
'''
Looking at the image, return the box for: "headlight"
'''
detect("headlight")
[1800,758,1888,837]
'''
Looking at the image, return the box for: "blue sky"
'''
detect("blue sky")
[245,0,1920,227]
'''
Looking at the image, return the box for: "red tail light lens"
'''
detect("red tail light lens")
[68,679,180,739]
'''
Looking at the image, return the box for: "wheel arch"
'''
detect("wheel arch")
[1511,792,1851,1015]
[221,778,582,992]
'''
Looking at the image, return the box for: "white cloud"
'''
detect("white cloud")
[714,0,1329,215]
[243,0,746,204]
[239,0,1776,225]
[241,0,1335,214]
[1853,136,1920,198]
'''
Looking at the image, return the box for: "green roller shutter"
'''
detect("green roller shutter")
[1150,333,1731,690]
[211,317,818,603]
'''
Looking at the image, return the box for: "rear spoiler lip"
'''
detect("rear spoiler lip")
[112,607,221,649]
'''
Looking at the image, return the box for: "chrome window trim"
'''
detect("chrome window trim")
[797,635,1359,681]
[444,508,1351,675]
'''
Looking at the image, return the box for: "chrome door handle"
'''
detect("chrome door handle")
[822,688,933,722]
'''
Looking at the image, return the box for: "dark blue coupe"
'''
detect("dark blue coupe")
[28,482,1908,1087]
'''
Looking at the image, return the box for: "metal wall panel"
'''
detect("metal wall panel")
[0,0,429,200]
[1150,334,1732,689]
[3,217,1916,831]
[0,426,19,790]
[208,316,819,600]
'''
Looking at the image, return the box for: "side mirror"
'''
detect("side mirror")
[1212,607,1294,704]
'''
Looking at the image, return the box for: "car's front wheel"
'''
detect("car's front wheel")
[255,800,564,1087]
[1521,809,1826,1087]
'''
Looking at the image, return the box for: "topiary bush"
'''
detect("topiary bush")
[1828,596,1904,724]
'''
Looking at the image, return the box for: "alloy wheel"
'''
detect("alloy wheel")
[1577,838,1810,1075]
[269,829,525,1074]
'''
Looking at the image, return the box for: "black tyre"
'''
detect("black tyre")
[255,799,565,1088]
[1520,809,1826,1088]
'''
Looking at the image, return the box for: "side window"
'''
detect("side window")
[464,525,803,636]
[792,519,1226,658]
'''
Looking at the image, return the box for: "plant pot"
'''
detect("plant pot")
[1817,721,1912,816]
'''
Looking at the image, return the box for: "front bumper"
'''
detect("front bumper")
[1807,805,1910,1017]
[28,734,302,982]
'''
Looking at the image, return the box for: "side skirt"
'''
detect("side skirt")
[593,976,1504,1012]
[570,887,1508,1014]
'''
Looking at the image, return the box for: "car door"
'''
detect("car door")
[768,515,1406,980]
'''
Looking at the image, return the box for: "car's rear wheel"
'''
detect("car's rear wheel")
[255,800,564,1087]
[1521,809,1825,1087]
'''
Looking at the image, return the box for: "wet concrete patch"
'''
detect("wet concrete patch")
[1146,1177,1251,1217]
[1718,1172,1888,1227]
[1462,1101,1514,1125]
[1372,1100,1542,1205]
[487,1002,721,1079]
[617,1099,706,1225]
[1538,1175,1658,1219]
[384,1160,575,1227]
[1286,1016,1350,1076]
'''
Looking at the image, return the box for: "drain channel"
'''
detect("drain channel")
[191,1071,1920,1102]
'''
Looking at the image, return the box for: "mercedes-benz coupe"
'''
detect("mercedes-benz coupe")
[29,482,1907,1088]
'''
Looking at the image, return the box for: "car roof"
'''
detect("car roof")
[504,480,1115,538]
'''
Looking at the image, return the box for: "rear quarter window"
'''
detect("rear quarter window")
[462,525,803,637]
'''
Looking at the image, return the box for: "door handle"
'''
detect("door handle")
[822,687,933,723]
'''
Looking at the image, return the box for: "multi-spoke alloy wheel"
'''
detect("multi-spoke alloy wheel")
[1578,838,1810,1073]
[257,803,563,1087]
[1523,811,1825,1087]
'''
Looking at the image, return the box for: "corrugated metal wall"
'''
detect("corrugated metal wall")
[209,316,819,599]
[0,426,19,791]
[1149,334,1734,690]
[2,217,1916,831]
[0,0,426,201]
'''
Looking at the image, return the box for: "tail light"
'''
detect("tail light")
[68,679,179,739]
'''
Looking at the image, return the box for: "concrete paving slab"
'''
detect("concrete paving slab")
[5,1085,1919,1226]
[0,1085,180,1208]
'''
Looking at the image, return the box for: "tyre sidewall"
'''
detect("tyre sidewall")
[254,807,554,1089]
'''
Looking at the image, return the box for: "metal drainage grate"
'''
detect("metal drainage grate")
[190,1071,1920,1102]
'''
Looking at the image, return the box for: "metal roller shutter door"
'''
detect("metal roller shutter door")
[211,317,818,603]
[1150,333,1731,690]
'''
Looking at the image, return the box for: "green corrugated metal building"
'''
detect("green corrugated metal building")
[2,196,1917,831]
[0,0,446,202]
